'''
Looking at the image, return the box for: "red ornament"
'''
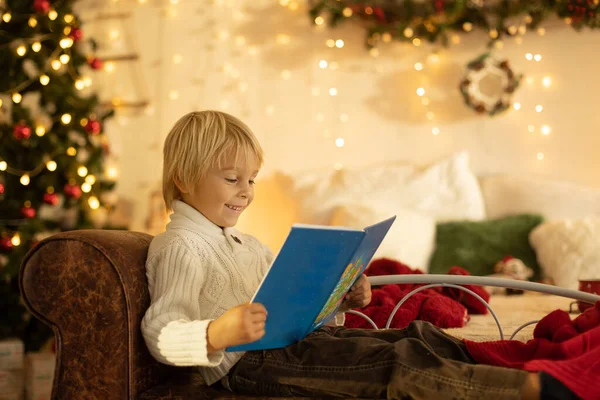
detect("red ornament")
[373,7,386,22]
[0,183,4,195]
[43,192,59,205]
[69,27,83,42]
[0,236,13,253]
[64,183,82,199]
[13,123,32,140]
[33,0,50,14]
[85,119,102,135]
[88,57,103,70]
[21,206,37,219]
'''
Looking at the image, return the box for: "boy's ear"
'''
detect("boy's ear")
[173,177,188,194]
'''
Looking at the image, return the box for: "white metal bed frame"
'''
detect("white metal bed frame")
[346,275,600,340]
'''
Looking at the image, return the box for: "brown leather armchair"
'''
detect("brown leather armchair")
[19,230,299,399]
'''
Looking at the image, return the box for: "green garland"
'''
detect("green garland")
[309,0,600,48]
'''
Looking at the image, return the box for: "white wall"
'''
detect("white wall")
[80,0,600,234]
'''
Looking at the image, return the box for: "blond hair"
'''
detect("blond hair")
[162,110,264,211]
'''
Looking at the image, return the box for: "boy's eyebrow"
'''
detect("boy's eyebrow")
[220,167,259,175]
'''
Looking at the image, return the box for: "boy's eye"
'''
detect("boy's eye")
[249,180,256,185]
[225,178,237,183]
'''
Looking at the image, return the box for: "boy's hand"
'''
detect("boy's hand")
[341,274,372,311]
[207,303,267,352]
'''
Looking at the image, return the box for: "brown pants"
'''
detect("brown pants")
[226,321,528,399]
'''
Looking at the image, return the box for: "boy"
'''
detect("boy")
[142,110,542,399]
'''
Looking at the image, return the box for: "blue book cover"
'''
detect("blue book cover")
[226,215,396,352]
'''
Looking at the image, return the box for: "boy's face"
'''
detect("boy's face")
[180,152,259,228]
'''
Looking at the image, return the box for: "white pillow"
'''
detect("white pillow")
[529,218,600,289]
[275,164,415,225]
[386,151,486,222]
[277,151,485,225]
[330,204,436,272]
[481,175,600,220]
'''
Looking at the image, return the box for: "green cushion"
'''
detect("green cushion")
[428,214,544,279]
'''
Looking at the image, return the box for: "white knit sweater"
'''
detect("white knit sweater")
[141,200,346,386]
[141,200,276,385]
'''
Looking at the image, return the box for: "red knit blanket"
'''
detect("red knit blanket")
[344,258,491,330]
[465,301,600,400]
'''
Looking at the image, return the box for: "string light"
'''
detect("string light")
[169,90,179,100]
[105,62,115,72]
[11,234,20,247]
[463,22,473,32]
[85,175,96,184]
[542,76,552,87]
[59,37,74,49]
[382,33,392,43]
[106,167,118,180]
[2,13,12,23]
[16,46,27,56]
[20,174,30,186]
[51,60,62,70]
[46,160,57,171]
[75,80,85,90]
[537,152,545,160]
[343,7,353,17]
[541,125,551,135]
[12,93,22,103]
[319,60,328,69]
[414,62,423,71]
[81,183,92,193]
[335,39,344,48]
[537,28,546,36]
[63,26,71,35]
[403,28,413,38]
[335,137,345,147]
[329,87,337,96]
[528,125,535,133]
[61,114,72,124]
[451,35,460,44]
[432,127,440,135]
[489,29,498,39]
[32,42,41,52]
[77,166,88,177]
[416,88,425,96]
[28,17,37,27]
[513,102,521,110]
[288,1,298,11]
[48,10,58,20]
[88,196,100,210]
[109,30,120,41]
[412,38,421,46]
[525,53,533,60]
[428,53,439,63]
[329,61,339,70]
[334,163,343,171]
[38,74,50,86]
[535,105,543,112]
[369,48,379,57]
[426,112,435,120]
[276,34,290,45]
[314,16,324,25]
[0,161,7,171]
[64,14,74,23]
[281,70,291,80]
[59,54,70,64]
[326,39,335,48]
[340,113,349,123]
[36,126,46,136]
[67,147,77,156]
[534,54,542,62]
[421,98,430,106]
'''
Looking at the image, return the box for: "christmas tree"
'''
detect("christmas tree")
[0,0,117,351]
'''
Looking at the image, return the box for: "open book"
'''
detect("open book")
[226,215,396,352]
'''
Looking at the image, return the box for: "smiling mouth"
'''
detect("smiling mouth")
[225,204,244,212]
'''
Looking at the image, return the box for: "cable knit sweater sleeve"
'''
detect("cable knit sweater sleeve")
[141,242,224,367]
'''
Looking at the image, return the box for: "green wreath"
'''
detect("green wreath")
[459,52,522,116]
